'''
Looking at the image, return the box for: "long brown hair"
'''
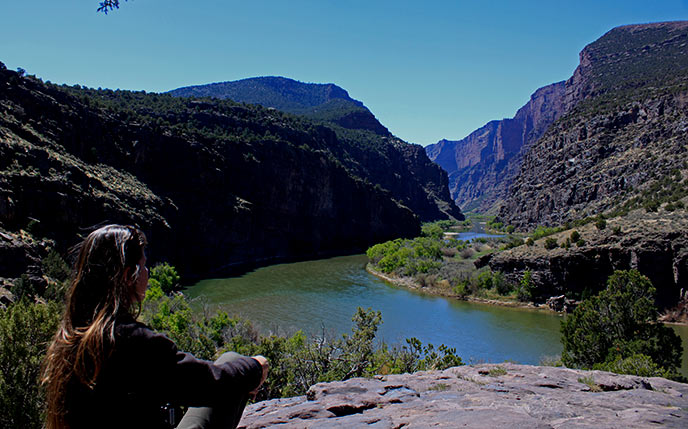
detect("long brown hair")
[42,225,147,429]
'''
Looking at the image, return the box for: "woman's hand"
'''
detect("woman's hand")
[249,355,269,398]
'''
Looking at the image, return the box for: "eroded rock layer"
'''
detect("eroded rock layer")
[478,209,687,309]
[239,363,688,428]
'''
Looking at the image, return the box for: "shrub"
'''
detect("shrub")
[476,271,493,289]
[505,225,515,234]
[12,275,38,302]
[0,300,61,429]
[595,218,607,230]
[531,225,563,240]
[459,248,474,259]
[42,250,70,282]
[561,270,683,379]
[493,272,512,295]
[453,281,468,298]
[570,230,580,242]
[421,223,444,239]
[502,237,524,250]
[525,237,534,246]
[544,237,558,250]
[593,354,671,378]
[366,239,401,264]
[440,247,458,257]
[643,199,659,212]
[612,226,622,235]
[575,239,586,247]
[148,262,181,294]
[517,270,533,302]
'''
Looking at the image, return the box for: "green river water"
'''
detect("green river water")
[186,254,688,375]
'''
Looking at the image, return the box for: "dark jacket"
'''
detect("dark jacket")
[65,317,262,429]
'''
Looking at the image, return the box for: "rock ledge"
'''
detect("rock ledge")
[240,363,687,428]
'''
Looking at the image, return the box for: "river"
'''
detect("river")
[186,253,688,375]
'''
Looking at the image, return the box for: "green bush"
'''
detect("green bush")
[493,272,512,295]
[476,271,493,290]
[42,250,70,282]
[531,225,563,240]
[544,237,558,250]
[517,271,533,302]
[595,218,607,230]
[421,223,444,239]
[0,300,61,429]
[561,270,683,379]
[453,281,468,298]
[525,237,534,246]
[148,262,181,294]
[367,237,442,276]
[593,354,671,378]
[570,230,580,242]
[366,240,401,264]
[505,225,515,234]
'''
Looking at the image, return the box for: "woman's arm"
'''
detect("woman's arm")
[113,322,264,406]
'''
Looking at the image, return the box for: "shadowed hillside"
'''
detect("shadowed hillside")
[0,64,461,282]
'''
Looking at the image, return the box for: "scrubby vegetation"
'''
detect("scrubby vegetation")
[367,220,524,302]
[561,270,684,381]
[0,253,463,427]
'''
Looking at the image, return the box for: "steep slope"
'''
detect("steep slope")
[168,76,390,135]
[168,76,461,222]
[426,82,567,212]
[0,65,447,279]
[500,21,688,227]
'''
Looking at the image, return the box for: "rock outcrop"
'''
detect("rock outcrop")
[426,81,567,212]
[500,21,688,227]
[477,209,688,309]
[239,363,688,428]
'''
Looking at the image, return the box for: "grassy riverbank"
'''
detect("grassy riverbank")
[365,263,547,311]
[365,219,538,307]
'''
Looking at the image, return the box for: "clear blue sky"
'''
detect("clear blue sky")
[1,1,686,146]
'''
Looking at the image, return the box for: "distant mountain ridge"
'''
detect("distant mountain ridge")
[427,20,688,219]
[168,76,390,135]
[426,81,567,212]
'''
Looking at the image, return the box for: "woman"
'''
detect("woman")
[42,225,268,429]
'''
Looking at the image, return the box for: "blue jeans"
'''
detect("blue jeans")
[176,352,251,429]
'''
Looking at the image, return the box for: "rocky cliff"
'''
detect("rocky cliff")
[500,21,688,227]
[477,209,688,309]
[426,81,567,213]
[239,363,688,428]
[0,65,460,280]
[428,21,688,221]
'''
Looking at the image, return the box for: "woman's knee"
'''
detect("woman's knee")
[214,351,243,365]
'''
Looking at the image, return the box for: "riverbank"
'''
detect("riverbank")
[366,263,549,312]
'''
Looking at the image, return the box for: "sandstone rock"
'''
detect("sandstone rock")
[239,364,688,428]
[480,210,687,308]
